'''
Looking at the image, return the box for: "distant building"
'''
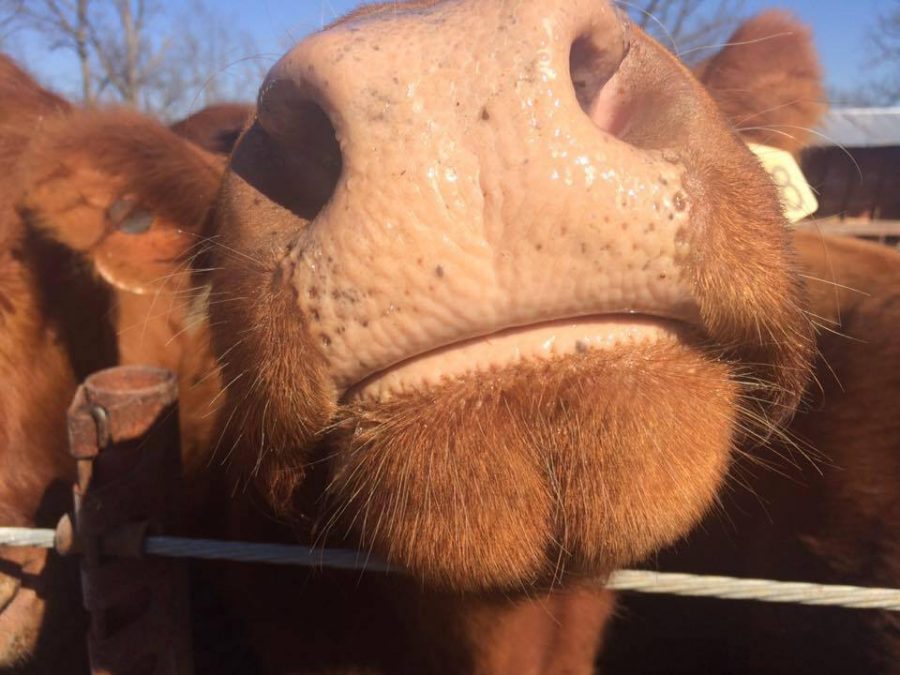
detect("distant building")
[802,108,900,240]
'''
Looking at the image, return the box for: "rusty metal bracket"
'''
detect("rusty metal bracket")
[61,365,193,675]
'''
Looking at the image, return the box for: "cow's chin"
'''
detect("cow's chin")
[320,339,738,592]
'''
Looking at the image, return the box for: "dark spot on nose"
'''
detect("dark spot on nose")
[481,107,490,121]
[435,265,445,278]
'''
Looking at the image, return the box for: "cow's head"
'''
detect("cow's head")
[15,108,228,466]
[170,103,254,155]
[209,0,824,592]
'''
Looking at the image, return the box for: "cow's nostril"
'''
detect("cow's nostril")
[569,28,630,138]
[248,86,342,222]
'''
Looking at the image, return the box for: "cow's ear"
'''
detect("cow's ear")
[20,109,224,294]
[0,54,70,125]
[697,10,825,155]
[169,103,253,155]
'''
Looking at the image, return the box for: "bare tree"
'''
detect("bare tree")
[8,0,95,101]
[870,0,900,104]
[147,0,270,117]
[829,1,900,107]
[85,0,183,111]
[91,0,149,105]
[4,0,264,118]
[0,0,25,47]
[625,0,746,63]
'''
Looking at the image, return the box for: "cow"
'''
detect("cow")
[170,103,254,155]
[0,56,228,671]
[197,2,838,673]
[596,16,900,674]
[601,230,900,674]
[3,4,890,674]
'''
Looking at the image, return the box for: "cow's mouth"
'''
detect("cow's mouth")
[345,313,696,402]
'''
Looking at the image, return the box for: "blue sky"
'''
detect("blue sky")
[220,0,884,95]
[13,0,886,104]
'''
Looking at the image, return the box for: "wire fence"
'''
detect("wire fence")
[2,526,899,611]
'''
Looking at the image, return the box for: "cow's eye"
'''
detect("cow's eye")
[107,199,155,234]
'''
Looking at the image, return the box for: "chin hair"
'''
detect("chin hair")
[309,341,739,591]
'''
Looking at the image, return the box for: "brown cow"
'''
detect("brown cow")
[600,232,900,675]
[597,16,900,675]
[171,103,254,155]
[3,5,883,674]
[0,56,225,671]
[198,2,830,673]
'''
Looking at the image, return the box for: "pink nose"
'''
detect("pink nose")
[245,0,702,392]
[257,0,634,219]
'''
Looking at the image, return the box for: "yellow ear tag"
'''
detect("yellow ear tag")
[747,143,819,223]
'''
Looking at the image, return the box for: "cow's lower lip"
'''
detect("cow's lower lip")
[345,315,691,402]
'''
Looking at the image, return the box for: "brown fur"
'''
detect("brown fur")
[0,5,840,673]
[0,58,97,674]
[603,232,900,673]
[697,10,826,154]
[0,55,69,125]
[203,4,825,674]
[212,1,813,593]
[599,14,900,674]
[16,107,226,475]
[170,103,253,155]
[0,57,225,671]
[327,344,735,590]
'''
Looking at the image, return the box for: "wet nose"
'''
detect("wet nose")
[255,0,633,220]
[247,0,703,390]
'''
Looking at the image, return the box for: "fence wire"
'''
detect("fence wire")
[2,527,899,611]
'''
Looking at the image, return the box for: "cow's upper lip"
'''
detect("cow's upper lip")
[343,312,695,401]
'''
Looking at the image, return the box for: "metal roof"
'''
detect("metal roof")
[814,108,900,148]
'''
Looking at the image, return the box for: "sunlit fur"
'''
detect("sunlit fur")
[0,58,233,670]
[18,107,226,474]
[169,103,254,155]
[0,56,69,125]
[603,234,900,673]
[0,57,90,670]
[695,10,826,154]
[210,4,817,596]
[326,343,736,589]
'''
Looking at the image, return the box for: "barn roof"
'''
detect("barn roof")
[814,108,900,148]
